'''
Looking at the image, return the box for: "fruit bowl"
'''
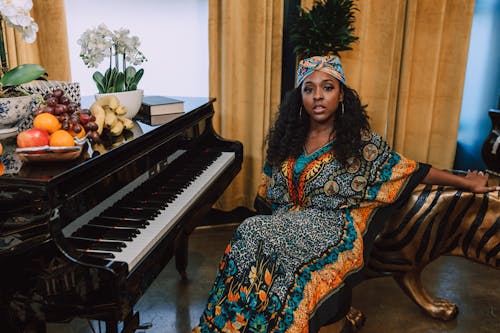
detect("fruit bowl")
[16,145,83,162]
[15,136,87,162]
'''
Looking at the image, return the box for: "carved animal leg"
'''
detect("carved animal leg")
[346,306,365,332]
[393,269,458,320]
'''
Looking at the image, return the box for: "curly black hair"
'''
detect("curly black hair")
[265,84,370,166]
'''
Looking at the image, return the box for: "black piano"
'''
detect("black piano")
[0,97,243,332]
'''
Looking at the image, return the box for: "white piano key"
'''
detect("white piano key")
[66,151,235,275]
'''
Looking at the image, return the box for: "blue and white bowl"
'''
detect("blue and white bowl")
[0,95,34,129]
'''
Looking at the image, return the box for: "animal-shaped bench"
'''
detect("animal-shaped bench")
[347,178,500,330]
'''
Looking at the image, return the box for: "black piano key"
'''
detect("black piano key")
[102,207,158,220]
[89,217,149,229]
[68,237,126,252]
[73,225,138,241]
[115,200,165,210]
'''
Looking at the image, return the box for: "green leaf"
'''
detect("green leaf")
[114,72,125,92]
[125,66,136,81]
[0,64,47,87]
[124,66,143,91]
[92,71,106,93]
[134,69,144,83]
[104,68,113,92]
[289,0,359,59]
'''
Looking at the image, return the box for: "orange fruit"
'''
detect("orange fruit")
[0,162,4,176]
[0,142,2,155]
[67,125,86,139]
[33,113,62,134]
[49,130,75,147]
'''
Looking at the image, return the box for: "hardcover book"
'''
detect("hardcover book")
[135,112,184,126]
[139,96,184,116]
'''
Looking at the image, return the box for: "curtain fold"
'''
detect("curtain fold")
[394,0,474,168]
[3,0,70,81]
[209,0,284,209]
[302,0,473,169]
[208,0,474,209]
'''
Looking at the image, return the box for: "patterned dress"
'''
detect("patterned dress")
[192,131,429,333]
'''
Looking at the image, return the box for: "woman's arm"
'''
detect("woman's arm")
[422,167,500,193]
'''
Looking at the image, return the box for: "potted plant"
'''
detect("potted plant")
[0,0,47,131]
[289,0,359,59]
[78,24,147,119]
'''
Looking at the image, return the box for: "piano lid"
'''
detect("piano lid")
[0,97,215,186]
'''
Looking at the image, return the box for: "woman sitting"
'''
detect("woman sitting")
[191,55,498,333]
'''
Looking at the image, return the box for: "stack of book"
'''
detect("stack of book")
[135,96,184,125]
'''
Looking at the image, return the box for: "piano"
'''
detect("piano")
[0,97,243,332]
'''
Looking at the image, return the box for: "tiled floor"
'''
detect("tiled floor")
[47,223,500,333]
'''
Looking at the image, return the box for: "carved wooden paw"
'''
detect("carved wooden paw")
[346,306,366,332]
[425,297,458,321]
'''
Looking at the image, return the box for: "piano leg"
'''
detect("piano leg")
[174,202,215,280]
[105,311,152,333]
[175,231,189,280]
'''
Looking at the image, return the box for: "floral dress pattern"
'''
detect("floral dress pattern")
[192,131,428,333]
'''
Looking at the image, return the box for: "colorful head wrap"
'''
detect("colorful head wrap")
[296,55,345,86]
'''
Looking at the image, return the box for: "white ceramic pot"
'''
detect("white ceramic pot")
[95,89,143,119]
[0,95,33,129]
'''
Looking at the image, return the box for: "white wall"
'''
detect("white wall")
[64,0,209,97]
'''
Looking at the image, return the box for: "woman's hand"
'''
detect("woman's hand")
[464,170,500,193]
[422,168,500,193]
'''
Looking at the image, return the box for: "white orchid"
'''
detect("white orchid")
[78,24,146,93]
[0,0,38,43]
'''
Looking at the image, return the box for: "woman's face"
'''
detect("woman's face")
[301,70,343,125]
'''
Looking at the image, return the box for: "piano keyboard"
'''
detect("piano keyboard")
[63,150,235,274]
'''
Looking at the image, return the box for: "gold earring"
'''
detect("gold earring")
[341,102,344,116]
[299,106,303,120]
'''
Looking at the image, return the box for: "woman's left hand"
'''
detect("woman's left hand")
[464,170,500,193]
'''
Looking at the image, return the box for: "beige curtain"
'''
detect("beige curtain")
[209,0,284,209]
[302,0,473,169]
[336,0,474,169]
[393,0,474,169]
[3,0,71,81]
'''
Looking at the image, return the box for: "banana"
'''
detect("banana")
[104,109,118,128]
[109,119,124,136]
[90,95,131,138]
[117,116,134,130]
[115,105,127,116]
[111,135,125,147]
[94,95,120,111]
[89,103,106,135]
[91,143,107,154]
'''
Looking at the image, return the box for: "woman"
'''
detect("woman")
[192,55,498,333]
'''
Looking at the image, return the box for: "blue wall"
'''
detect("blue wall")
[454,0,500,170]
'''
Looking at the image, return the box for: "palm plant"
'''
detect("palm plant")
[289,0,359,59]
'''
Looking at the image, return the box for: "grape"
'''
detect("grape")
[67,102,78,113]
[42,105,55,114]
[45,97,58,107]
[72,124,82,133]
[87,122,98,131]
[88,131,101,143]
[62,120,70,130]
[59,96,71,105]
[36,88,103,144]
[70,115,79,126]
[79,113,91,124]
[52,89,64,99]
[54,104,67,115]
[44,93,55,100]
